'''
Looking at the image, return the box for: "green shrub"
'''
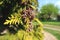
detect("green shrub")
[1,0,44,40]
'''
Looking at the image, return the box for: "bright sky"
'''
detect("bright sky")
[38,0,60,9]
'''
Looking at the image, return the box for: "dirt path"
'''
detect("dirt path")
[44,31,57,40]
[43,24,60,40]
[44,27,60,31]
[44,24,60,29]
[44,24,60,31]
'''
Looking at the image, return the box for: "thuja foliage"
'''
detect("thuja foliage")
[0,0,43,40]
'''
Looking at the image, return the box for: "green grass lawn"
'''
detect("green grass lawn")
[44,28,60,40]
[42,21,60,26]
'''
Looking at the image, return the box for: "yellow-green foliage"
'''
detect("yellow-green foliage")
[17,27,43,40]
[4,17,43,40]
[4,14,44,40]
[3,0,43,40]
[0,1,3,5]
[16,18,44,40]
[21,0,38,7]
[4,13,23,25]
[29,5,36,10]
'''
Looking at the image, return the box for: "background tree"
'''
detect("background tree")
[40,4,59,21]
[0,0,43,40]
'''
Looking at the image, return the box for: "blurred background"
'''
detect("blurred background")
[37,0,60,40]
[38,0,60,22]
